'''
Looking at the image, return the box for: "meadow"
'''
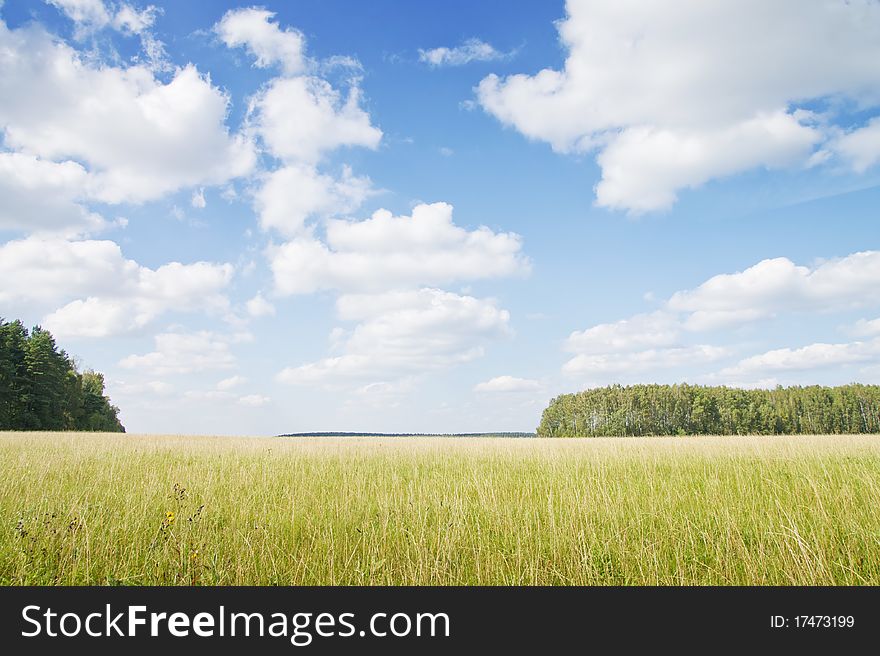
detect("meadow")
[1,432,879,585]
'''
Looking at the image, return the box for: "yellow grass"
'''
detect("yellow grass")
[1,432,879,585]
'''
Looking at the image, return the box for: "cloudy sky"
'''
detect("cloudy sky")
[2,0,879,434]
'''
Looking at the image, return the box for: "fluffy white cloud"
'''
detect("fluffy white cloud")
[215,7,306,75]
[0,153,106,235]
[111,3,160,35]
[109,379,175,398]
[254,164,372,236]
[419,39,505,67]
[833,117,880,173]
[721,339,880,378]
[217,375,247,391]
[851,318,880,338]
[184,375,264,403]
[563,345,730,377]
[0,237,233,337]
[245,293,276,318]
[668,252,880,330]
[251,75,382,164]
[594,112,820,212]
[565,311,680,354]
[478,0,880,212]
[561,310,728,384]
[47,0,111,31]
[216,10,381,241]
[269,202,529,294]
[238,394,271,407]
[474,376,541,393]
[560,247,880,385]
[42,297,151,338]
[0,19,255,206]
[277,288,511,384]
[48,0,159,35]
[119,331,246,376]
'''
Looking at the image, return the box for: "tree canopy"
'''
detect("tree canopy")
[0,319,124,432]
[537,383,880,437]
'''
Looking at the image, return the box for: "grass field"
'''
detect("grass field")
[1,432,879,585]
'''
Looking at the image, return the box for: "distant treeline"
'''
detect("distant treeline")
[0,319,124,432]
[537,383,880,437]
[280,432,536,438]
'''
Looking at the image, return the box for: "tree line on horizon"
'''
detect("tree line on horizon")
[0,319,124,432]
[537,383,880,437]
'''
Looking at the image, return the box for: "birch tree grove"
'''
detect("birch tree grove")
[537,383,880,437]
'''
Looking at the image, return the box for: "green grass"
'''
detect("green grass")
[1,432,879,585]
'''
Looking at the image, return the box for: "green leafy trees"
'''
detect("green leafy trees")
[80,370,124,431]
[0,319,124,432]
[537,383,880,437]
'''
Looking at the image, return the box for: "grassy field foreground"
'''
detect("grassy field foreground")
[1,432,879,585]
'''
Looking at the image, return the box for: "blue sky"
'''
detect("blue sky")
[2,0,880,434]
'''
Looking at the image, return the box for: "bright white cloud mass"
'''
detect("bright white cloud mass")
[255,164,372,236]
[0,237,233,338]
[278,288,511,385]
[474,376,541,393]
[564,249,880,387]
[668,251,880,330]
[269,202,529,294]
[478,0,880,212]
[120,330,250,376]
[216,7,306,75]
[1,1,879,434]
[0,153,106,236]
[0,19,255,207]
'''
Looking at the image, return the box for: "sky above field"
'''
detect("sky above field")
[2,0,880,434]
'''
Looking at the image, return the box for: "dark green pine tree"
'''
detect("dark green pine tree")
[0,320,31,428]
[0,318,124,432]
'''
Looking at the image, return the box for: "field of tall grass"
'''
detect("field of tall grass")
[1,432,879,585]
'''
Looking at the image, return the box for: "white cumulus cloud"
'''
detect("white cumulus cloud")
[47,0,112,32]
[254,164,372,236]
[216,375,247,391]
[119,331,246,376]
[668,251,880,330]
[216,9,382,244]
[0,153,106,236]
[477,0,880,212]
[245,293,276,318]
[560,247,880,385]
[238,394,271,407]
[474,376,541,393]
[720,339,880,378]
[269,202,529,295]
[215,7,306,75]
[277,288,511,385]
[565,311,680,354]
[833,117,880,173]
[0,237,234,338]
[563,345,730,377]
[48,0,159,36]
[0,18,255,207]
[851,318,880,338]
[250,75,382,165]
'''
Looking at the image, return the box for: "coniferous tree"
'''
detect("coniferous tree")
[0,318,124,432]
